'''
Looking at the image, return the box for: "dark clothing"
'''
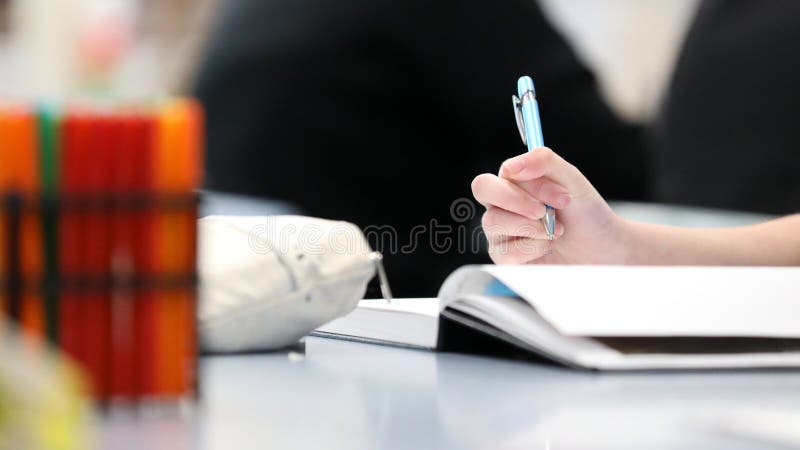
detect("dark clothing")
[652,0,800,215]
[196,0,800,296]
[195,0,644,296]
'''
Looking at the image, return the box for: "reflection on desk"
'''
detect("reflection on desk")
[192,337,800,450]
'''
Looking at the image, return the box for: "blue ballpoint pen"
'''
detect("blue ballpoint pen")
[512,76,556,240]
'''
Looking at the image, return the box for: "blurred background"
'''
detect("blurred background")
[0,0,221,98]
[0,0,696,121]
[2,0,796,297]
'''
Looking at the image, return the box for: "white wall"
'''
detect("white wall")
[538,0,699,122]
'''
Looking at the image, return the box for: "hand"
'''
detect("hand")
[471,147,630,264]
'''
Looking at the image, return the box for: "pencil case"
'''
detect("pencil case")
[198,215,380,352]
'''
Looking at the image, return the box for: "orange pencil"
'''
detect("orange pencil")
[0,107,24,322]
[0,106,44,337]
[15,108,46,339]
[0,105,9,316]
[165,100,202,395]
[152,99,202,396]
[153,101,183,396]
[180,100,202,395]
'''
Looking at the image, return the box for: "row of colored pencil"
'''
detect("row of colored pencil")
[0,99,202,400]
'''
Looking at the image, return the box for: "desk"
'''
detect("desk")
[99,336,800,450]
[97,195,794,449]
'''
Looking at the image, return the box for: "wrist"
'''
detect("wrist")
[612,216,643,265]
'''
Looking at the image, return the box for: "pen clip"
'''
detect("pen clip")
[368,252,393,302]
[512,95,527,146]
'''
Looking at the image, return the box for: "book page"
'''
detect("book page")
[315,298,440,349]
[481,265,800,338]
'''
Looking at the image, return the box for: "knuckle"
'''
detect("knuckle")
[530,180,546,198]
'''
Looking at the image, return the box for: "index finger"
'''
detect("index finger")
[499,147,590,195]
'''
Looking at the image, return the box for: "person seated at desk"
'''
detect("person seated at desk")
[196,0,800,295]
[471,147,800,266]
[194,0,645,297]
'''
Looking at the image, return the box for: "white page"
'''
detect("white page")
[315,298,439,348]
[483,265,800,338]
[353,298,440,316]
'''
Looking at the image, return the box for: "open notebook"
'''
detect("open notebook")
[314,265,800,370]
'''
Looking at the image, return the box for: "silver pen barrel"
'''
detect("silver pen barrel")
[543,205,556,240]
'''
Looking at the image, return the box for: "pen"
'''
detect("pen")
[512,75,555,240]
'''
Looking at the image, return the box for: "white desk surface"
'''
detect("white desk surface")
[97,194,793,449]
[99,336,800,450]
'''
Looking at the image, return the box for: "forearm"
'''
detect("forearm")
[624,214,800,266]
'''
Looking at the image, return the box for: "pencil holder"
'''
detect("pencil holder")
[0,99,203,402]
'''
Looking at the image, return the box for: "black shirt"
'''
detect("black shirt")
[195,0,644,296]
[651,0,800,215]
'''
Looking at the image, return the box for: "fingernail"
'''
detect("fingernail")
[557,195,571,208]
[504,158,523,174]
[557,223,565,237]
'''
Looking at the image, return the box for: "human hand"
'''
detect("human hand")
[471,147,631,264]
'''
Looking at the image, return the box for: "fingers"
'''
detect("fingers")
[482,206,564,264]
[472,172,571,217]
[487,236,554,265]
[481,206,564,242]
[499,147,591,196]
[515,178,571,210]
[471,173,546,221]
[474,147,596,264]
